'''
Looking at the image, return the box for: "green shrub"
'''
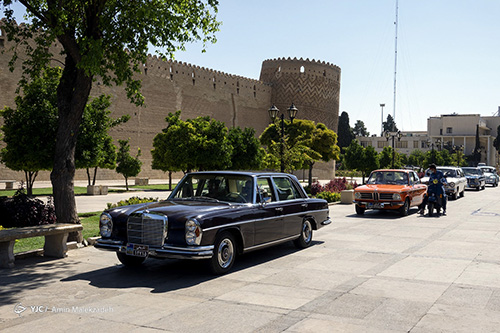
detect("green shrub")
[316,191,341,203]
[107,196,158,209]
[335,170,362,178]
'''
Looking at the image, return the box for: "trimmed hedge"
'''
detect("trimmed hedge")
[0,189,56,228]
[106,196,159,209]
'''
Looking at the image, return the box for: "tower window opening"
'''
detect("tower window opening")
[300,66,305,73]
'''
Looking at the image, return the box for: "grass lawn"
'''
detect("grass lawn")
[13,212,101,254]
[0,183,175,197]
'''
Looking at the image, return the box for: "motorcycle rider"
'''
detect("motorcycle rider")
[418,164,447,215]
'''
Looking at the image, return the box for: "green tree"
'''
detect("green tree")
[75,95,130,186]
[378,146,403,169]
[382,114,399,133]
[189,116,232,171]
[337,111,355,149]
[360,146,380,183]
[473,124,481,165]
[0,67,59,195]
[116,139,142,191]
[451,151,467,167]
[423,150,444,167]
[408,150,426,169]
[2,1,219,229]
[260,118,339,183]
[344,140,379,183]
[493,125,500,153]
[353,120,370,137]
[152,111,233,174]
[440,149,453,166]
[343,140,364,171]
[227,127,264,170]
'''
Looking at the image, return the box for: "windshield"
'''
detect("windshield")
[481,167,496,174]
[462,168,482,176]
[438,168,456,178]
[367,171,409,185]
[170,174,254,204]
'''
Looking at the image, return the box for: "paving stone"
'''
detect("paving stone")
[454,261,500,288]
[377,256,471,283]
[351,277,449,303]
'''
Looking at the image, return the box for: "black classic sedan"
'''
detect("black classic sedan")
[95,171,331,274]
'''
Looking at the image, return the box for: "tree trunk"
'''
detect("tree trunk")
[92,166,98,186]
[86,168,91,186]
[308,162,315,188]
[24,171,37,196]
[125,177,129,191]
[169,171,172,190]
[50,55,92,242]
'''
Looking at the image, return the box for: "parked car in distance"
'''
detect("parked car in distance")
[95,171,331,274]
[479,166,499,187]
[461,167,486,190]
[354,169,427,216]
[421,166,466,200]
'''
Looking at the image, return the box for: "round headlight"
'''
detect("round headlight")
[392,193,401,201]
[185,219,202,246]
[354,192,361,199]
[99,213,113,238]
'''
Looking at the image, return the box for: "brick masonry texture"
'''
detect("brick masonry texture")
[0,23,340,181]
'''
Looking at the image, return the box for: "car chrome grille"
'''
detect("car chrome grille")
[379,193,393,200]
[360,193,373,200]
[360,192,393,201]
[127,213,168,247]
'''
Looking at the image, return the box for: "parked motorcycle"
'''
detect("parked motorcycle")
[427,178,446,217]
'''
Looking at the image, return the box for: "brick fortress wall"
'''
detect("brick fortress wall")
[0,23,341,182]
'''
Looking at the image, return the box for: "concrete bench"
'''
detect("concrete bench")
[0,223,83,268]
[0,180,16,190]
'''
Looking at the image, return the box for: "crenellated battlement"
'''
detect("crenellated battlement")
[144,55,268,87]
[262,57,341,71]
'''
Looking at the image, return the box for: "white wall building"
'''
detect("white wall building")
[357,113,500,167]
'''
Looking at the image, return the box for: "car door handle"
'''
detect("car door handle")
[275,207,283,212]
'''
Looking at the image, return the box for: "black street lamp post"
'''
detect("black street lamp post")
[268,103,299,173]
[385,131,402,168]
[427,139,442,164]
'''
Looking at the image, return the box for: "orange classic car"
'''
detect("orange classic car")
[354,169,427,216]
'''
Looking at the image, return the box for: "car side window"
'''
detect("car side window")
[256,178,275,203]
[272,177,301,201]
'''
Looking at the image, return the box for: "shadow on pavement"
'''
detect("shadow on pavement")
[0,257,80,305]
[60,241,323,293]
[345,208,421,220]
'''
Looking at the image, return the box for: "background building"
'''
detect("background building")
[358,113,500,166]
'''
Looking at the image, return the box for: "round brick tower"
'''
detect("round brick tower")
[259,57,341,131]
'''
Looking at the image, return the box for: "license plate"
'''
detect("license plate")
[367,203,383,209]
[125,243,149,257]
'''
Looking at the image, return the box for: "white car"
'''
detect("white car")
[421,166,467,200]
[479,166,499,187]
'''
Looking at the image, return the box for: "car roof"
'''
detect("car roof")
[372,169,412,173]
[185,171,293,177]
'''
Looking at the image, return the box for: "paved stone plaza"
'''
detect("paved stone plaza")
[1,186,500,332]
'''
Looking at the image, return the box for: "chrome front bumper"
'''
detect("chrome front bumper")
[95,238,214,260]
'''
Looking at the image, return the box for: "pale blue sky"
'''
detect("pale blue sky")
[7,1,500,136]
